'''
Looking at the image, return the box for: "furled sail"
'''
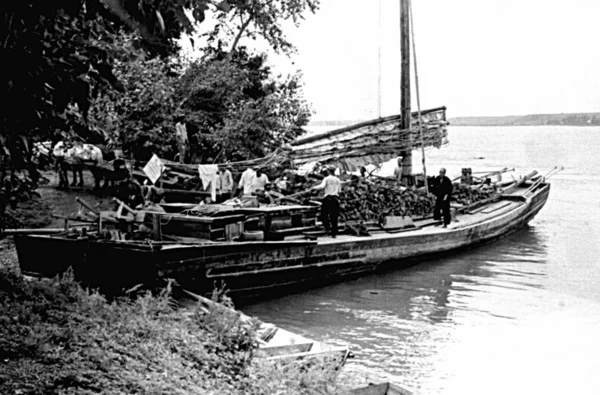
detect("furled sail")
[290,106,448,171]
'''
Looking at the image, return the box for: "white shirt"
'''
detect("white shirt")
[239,168,257,195]
[217,170,234,192]
[53,141,68,157]
[314,175,341,197]
[251,174,269,192]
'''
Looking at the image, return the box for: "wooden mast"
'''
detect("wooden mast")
[377,0,382,118]
[400,0,412,182]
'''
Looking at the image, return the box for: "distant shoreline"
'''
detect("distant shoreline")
[448,112,600,126]
[310,112,600,127]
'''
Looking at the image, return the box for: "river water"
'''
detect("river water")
[243,126,600,394]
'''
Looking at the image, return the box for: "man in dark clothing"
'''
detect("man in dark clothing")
[433,168,453,227]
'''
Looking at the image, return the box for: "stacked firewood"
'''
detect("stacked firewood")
[451,183,496,205]
[338,177,436,223]
[274,175,435,222]
[282,175,497,224]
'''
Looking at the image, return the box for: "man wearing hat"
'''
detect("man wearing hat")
[433,167,453,228]
[312,167,342,238]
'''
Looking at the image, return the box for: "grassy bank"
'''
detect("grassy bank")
[0,257,344,394]
[0,174,351,394]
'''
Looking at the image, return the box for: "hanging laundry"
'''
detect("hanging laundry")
[198,164,218,202]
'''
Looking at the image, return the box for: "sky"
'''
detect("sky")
[183,0,600,121]
[271,0,600,120]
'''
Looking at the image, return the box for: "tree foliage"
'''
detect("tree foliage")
[89,43,312,164]
[1,0,214,163]
[207,0,320,55]
[88,36,182,162]
[177,47,312,162]
[0,0,215,217]
[1,0,317,221]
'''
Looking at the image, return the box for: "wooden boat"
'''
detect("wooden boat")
[14,177,550,300]
[350,382,413,395]
[179,289,350,371]
[12,0,553,302]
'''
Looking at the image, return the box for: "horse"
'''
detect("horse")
[32,141,54,170]
[53,141,104,189]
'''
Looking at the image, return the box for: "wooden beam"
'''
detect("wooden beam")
[400,0,413,179]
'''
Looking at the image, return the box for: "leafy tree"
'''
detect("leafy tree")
[206,0,320,55]
[88,36,182,162]
[1,0,216,163]
[0,0,217,222]
[176,47,312,162]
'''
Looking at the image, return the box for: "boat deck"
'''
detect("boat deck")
[286,194,526,245]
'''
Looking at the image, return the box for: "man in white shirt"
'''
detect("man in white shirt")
[251,168,270,193]
[312,167,342,238]
[238,167,257,195]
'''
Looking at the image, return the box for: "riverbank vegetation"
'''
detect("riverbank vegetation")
[0,259,343,394]
[0,2,353,392]
[1,0,317,221]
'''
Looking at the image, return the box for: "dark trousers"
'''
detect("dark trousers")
[321,196,340,237]
[433,196,451,225]
[219,192,232,202]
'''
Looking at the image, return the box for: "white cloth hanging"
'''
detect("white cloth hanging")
[198,164,218,202]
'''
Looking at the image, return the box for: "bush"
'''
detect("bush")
[0,269,342,394]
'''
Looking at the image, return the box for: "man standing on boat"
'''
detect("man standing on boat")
[251,168,270,193]
[238,167,256,196]
[433,168,453,228]
[312,167,341,238]
[217,165,234,200]
[394,156,404,184]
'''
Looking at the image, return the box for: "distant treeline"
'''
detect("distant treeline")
[448,113,600,126]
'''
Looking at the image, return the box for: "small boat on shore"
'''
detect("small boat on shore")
[350,382,413,395]
[178,289,350,371]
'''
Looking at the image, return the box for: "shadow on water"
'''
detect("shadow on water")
[242,225,551,386]
[243,224,550,321]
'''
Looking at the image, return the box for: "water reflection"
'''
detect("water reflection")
[261,126,600,393]
[243,226,552,385]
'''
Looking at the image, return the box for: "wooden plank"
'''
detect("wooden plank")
[255,343,313,357]
[381,216,414,229]
[269,226,319,237]
[153,213,246,225]
[3,228,65,235]
[152,214,162,241]
[206,258,367,279]
[480,201,512,214]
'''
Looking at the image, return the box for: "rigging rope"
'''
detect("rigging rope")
[408,0,429,193]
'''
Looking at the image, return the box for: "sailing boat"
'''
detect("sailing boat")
[13,0,552,300]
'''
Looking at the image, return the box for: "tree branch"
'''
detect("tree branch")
[229,14,253,58]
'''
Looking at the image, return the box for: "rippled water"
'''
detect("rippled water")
[243,126,600,394]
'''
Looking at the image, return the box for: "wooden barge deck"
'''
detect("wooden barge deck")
[14,181,550,300]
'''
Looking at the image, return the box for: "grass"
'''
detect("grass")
[0,263,346,395]
[0,171,353,394]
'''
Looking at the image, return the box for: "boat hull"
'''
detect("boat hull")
[14,183,551,300]
[161,183,550,299]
